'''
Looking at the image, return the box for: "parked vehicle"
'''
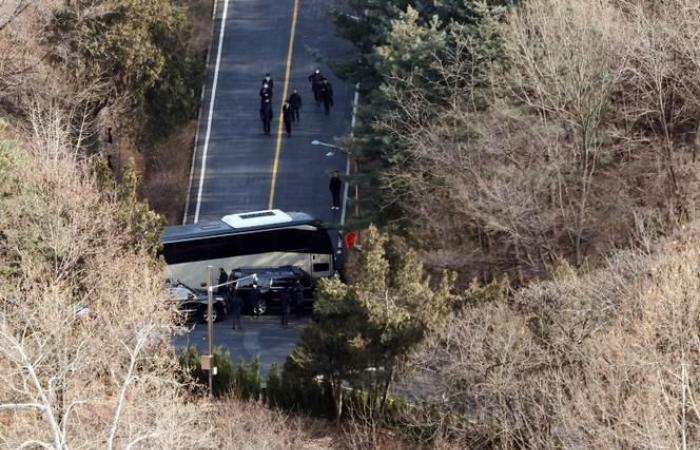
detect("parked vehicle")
[161,210,341,290]
[164,280,227,323]
[229,266,315,315]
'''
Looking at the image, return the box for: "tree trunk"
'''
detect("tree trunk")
[380,364,394,413]
[332,379,344,423]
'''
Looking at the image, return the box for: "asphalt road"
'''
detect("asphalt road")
[184,0,355,225]
[178,0,355,370]
[173,315,310,379]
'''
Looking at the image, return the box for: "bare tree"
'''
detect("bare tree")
[503,0,630,265]
[409,225,700,448]
[0,0,30,32]
[0,107,208,449]
[378,0,700,281]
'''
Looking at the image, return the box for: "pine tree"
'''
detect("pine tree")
[288,226,455,419]
[331,0,513,225]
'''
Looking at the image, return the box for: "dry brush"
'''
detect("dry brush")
[381,0,700,280]
[0,111,208,449]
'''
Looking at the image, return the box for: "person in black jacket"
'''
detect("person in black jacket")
[292,279,303,310]
[319,78,334,115]
[217,268,228,294]
[279,288,291,326]
[288,88,301,122]
[250,283,263,318]
[282,101,293,137]
[329,170,342,210]
[228,286,242,330]
[260,98,273,135]
[308,68,323,105]
[262,73,274,94]
[259,83,272,103]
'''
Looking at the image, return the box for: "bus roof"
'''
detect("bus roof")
[222,209,293,228]
[163,210,318,243]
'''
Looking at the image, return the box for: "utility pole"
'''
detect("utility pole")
[207,265,214,397]
[200,270,257,398]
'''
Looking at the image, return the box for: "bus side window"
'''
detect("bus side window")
[312,262,330,273]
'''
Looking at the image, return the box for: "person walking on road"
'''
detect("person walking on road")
[282,101,293,137]
[329,170,342,210]
[280,288,291,326]
[217,268,228,295]
[260,98,273,135]
[228,285,242,330]
[262,73,274,94]
[260,83,272,103]
[308,68,323,106]
[319,78,334,115]
[288,88,301,122]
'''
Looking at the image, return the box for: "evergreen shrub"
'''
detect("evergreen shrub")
[178,346,261,398]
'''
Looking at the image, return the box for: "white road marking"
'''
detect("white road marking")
[184,0,221,224]
[194,0,231,224]
[341,82,360,225]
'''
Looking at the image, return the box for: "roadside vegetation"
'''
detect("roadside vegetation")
[0,113,195,447]
[0,111,338,448]
[0,1,328,448]
[337,0,700,281]
[0,0,207,224]
[4,0,700,449]
[321,0,700,447]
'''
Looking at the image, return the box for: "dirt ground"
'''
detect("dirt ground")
[139,0,214,225]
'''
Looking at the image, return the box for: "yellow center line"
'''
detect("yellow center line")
[268,0,301,209]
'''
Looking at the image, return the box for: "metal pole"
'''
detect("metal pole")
[207,266,214,397]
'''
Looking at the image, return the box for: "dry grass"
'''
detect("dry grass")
[208,399,340,450]
[189,0,216,53]
[142,120,198,224]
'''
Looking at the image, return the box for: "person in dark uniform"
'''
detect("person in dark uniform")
[251,283,263,318]
[308,68,323,105]
[262,73,274,94]
[329,170,342,210]
[228,285,242,330]
[282,101,293,137]
[319,78,334,115]
[260,83,272,103]
[217,268,228,294]
[260,98,273,135]
[279,288,291,326]
[288,88,301,122]
[292,279,304,311]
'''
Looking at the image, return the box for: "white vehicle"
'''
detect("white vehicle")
[161,210,340,289]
